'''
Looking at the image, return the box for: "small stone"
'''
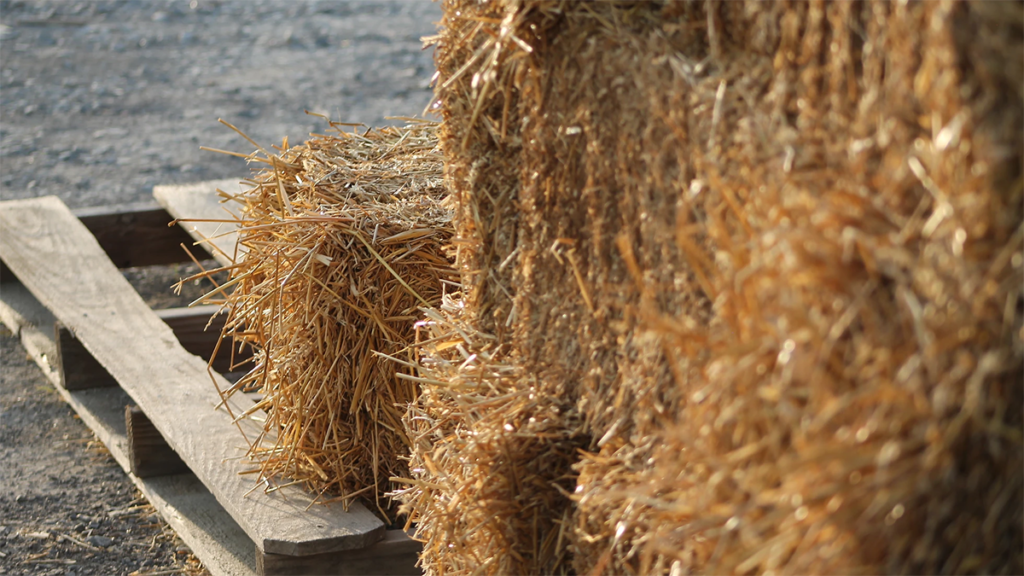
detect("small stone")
[87,535,113,548]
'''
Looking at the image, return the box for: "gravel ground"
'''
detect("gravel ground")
[0,1,441,573]
[0,326,206,576]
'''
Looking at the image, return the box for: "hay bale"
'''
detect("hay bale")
[557,2,1023,574]
[212,120,453,521]
[394,1,589,573]
[511,1,1021,574]
[397,294,583,574]
[403,0,1022,573]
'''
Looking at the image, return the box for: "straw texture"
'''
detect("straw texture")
[401,0,1022,574]
[211,121,453,521]
[393,2,588,573]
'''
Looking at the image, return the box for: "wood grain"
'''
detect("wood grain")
[0,203,202,283]
[52,307,244,389]
[0,196,384,556]
[154,179,246,268]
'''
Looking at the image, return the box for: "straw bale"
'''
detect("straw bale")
[395,1,588,573]
[433,0,527,337]
[405,0,1022,573]
[208,121,453,522]
[507,1,1021,574]
[397,294,584,575]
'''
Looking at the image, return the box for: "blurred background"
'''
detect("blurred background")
[0,0,442,208]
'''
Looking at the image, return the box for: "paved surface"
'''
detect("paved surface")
[0,1,441,573]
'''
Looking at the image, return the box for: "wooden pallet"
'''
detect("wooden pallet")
[0,184,421,576]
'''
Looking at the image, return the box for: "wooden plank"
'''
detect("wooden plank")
[0,221,417,576]
[0,203,202,283]
[157,305,253,374]
[54,307,244,388]
[0,281,256,576]
[127,405,190,478]
[55,321,119,390]
[141,473,258,576]
[257,530,421,576]
[0,196,384,557]
[154,179,246,268]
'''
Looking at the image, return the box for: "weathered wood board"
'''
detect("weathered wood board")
[0,202,204,283]
[127,405,190,478]
[0,196,385,556]
[56,321,119,390]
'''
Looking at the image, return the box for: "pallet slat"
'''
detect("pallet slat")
[57,306,245,386]
[55,321,119,390]
[0,202,202,282]
[257,530,422,576]
[0,196,385,557]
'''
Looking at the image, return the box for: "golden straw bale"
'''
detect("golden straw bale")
[625,2,1023,573]
[404,0,1022,574]
[211,121,453,522]
[503,1,1022,574]
[397,294,583,575]
[396,1,587,573]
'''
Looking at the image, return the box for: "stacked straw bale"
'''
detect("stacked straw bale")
[400,0,1022,574]
[213,121,453,521]
[395,2,587,573]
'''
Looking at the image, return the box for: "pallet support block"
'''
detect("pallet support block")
[127,405,190,478]
[54,321,118,390]
[75,202,207,268]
